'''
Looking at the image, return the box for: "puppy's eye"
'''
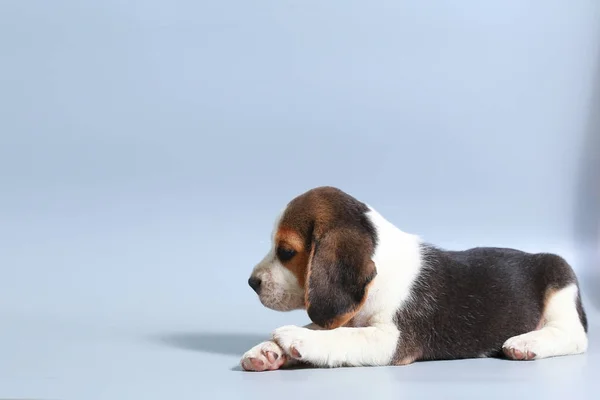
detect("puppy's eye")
[277,247,297,261]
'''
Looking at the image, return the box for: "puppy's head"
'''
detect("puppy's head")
[248,186,378,329]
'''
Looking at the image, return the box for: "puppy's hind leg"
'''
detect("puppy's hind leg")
[502,284,588,360]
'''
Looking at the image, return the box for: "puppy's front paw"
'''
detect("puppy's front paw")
[240,341,287,372]
[272,325,315,361]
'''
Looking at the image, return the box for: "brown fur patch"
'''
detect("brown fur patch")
[395,349,423,366]
[303,243,316,308]
[275,228,309,287]
[275,228,305,251]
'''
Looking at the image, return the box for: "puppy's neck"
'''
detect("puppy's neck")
[350,206,423,327]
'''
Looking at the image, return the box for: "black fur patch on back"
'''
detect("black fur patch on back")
[393,244,586,363]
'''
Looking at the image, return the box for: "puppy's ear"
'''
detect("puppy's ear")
[305,227,377,329]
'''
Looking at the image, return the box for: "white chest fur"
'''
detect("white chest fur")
[351,207,424,327]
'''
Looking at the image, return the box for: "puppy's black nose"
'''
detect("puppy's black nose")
[248,277,262,294]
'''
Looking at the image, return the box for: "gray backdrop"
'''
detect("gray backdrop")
[1,1,599,399]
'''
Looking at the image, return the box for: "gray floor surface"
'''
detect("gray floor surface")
[1,309,598,399]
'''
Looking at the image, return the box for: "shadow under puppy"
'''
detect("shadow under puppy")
[241,186,588,371]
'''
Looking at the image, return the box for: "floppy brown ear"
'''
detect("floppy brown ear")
[305,227,377,329]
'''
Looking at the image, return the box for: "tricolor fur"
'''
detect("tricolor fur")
[241,186,588,371]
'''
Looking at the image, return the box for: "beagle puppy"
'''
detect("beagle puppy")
[241,186,588,371]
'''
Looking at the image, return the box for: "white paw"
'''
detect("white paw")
[502,333,543,361]
[240,341,287,372]
[272,325,316,361]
